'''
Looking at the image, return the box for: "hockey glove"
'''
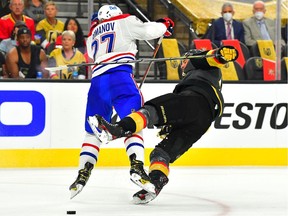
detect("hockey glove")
[157,125,172,139]
[156,17,174,37]
[214,46,239,64]
[206,46,238,67]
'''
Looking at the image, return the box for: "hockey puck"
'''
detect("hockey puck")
[67,210,76,214]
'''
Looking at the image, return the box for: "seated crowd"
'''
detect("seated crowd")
[0,0,90,79]
[204,1,287,81]
[0,0,287,80]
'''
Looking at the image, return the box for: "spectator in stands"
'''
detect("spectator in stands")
[36,1,64,49]
[48,30,86,79]
[243,1,285,48]
[0,0,11,18]
[0,20,27,55]
[205,2,245,47]
[24,0,46,24]
[0,0,35,41]
[5,27,48,78]
[55,17,86,54]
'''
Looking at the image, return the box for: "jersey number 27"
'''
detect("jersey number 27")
[91,33,116,59]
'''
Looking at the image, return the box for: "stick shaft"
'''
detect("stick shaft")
[139,36,164,89]
[45,54,216,71]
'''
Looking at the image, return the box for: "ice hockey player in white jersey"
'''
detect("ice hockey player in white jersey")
[69,4,174,199]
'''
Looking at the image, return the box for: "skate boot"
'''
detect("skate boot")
[88,115,111,144]
[69,162,94,199]
[129,154,155,194]
[95,114,132,139]
[132,170,169,204]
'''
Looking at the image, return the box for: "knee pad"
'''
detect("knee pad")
[149,147,170,176]
[142,105,158,128]
[150,147,171,165]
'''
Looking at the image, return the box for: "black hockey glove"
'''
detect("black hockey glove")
[157,125,172,139]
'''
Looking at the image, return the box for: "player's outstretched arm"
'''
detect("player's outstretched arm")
[206,45,239,68]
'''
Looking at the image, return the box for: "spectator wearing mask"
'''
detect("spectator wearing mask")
[206,2,245,47]
[243,0,285,48]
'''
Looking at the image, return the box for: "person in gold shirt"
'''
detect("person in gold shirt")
[35,1,64,49]
[48,30,86,79]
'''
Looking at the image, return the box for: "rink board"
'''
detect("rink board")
[0,148,287,168]
[0,81,287,167]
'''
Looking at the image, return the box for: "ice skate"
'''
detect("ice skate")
[88,115,111,144]
[129,154,155,193]
[69,162,94,199]
[95,114,133,139]
[132,170,169,204]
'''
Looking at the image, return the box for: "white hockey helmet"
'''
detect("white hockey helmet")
[98,5,123,22]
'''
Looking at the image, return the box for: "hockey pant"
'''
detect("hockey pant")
[145,91,213,163]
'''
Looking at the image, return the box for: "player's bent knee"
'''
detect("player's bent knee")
[149,147,170,176]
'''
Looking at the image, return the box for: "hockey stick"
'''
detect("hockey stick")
[139,35,164,89]
[44,53,217,72]
[111,36,164,123]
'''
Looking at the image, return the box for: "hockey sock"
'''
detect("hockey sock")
[149,161,169,177]
[149,147,170,177]
[124,130,145,162]
[79,133,100,169]
[119,111,147,133]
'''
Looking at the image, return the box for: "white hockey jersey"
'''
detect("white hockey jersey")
[86,14,167,78]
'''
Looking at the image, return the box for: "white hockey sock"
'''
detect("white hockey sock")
[79,132,101,169]
[124,131,145,163]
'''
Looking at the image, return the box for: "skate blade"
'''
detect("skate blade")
[132,192,156,204]
[70,184,84,199]
[130,173,155,194]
